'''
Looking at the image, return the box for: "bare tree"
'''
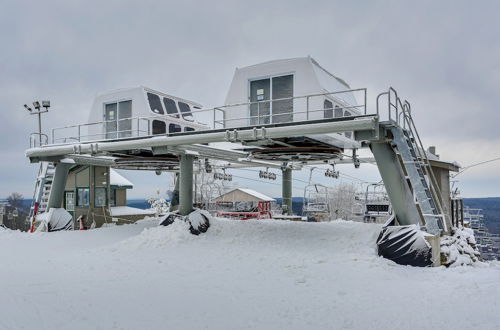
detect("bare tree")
[329,183,359,220]
[5,192,29,231]
[7,192,24,210]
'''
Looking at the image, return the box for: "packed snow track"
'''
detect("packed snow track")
[0,218,499,330]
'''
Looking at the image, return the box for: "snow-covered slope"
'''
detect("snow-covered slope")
[0,219,499,330]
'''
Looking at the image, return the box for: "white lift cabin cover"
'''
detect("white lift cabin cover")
[86,86,207,142]
[223,57,363,149]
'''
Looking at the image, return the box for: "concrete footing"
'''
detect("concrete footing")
[425,234,441,267]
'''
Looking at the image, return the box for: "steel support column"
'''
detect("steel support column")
[169,173,180,212]
[370,142,421,226]
[47,162,72,210]
[179,154,194,216]
[282,166,293,215]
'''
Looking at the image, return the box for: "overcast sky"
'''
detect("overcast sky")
[1,0,499,199]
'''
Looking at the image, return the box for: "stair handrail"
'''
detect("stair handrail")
[400,101,448,232]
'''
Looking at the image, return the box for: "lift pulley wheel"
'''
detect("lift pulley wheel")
[113,156,179,171]
[251,147,342,162]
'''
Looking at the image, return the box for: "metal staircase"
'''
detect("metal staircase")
[27,162,55,231]
[389,125,444,233]
[372,88,446,235]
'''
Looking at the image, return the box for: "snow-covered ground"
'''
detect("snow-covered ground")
[1,218,499,330]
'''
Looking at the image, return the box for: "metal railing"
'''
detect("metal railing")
[41,88,367,146]
[51,116,153,144]
[211,88,367,127]
[29,133,48,148]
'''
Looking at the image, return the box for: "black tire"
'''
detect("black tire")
[188,212,210,235]
[159,213,180,227]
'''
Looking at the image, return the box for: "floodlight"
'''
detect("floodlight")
[24,104,32,112]
[33,101,41,110]
[42,100,50,109]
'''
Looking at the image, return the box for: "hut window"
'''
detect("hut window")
[334,105,343,118]
[77,188,90,207]
[152,120,166,135]
[344,110,352,117]
[324,99,333,118]
[65,191,75,211]
[105,103,117,139]
[110,189,116,206]
[169,123,182,133]
[105,100,132,139]
[184,127,195,132]
[250,78,271,125]
[271,75,293,123]
[117,100,132,138]
[178,102,194,121]
[147,93,164,114]
[163,97,179,117]
[249,74,293,125]
[94,187,107,207]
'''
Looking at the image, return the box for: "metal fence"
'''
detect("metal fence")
[42,88,367,146]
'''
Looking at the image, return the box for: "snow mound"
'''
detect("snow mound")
[1,218,499,329]
[112,218,194,250]
[441,227,483,267]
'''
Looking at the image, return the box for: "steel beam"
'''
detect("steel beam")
[47,162,72,210]
[370,142,421,226]
[26,117,378,159]
[179,154,194,216]
[169,173,180,212]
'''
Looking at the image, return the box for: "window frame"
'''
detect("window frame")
[76,187,90,207]
[65,190,75,211]
[163,97,179,117]
[324,99,334,119]
[110,188,116,207]
[248,73,295,125]
[147,93,165,115]
[103,99,133,139]
[94,187,107,208]
[169,123,182,133]
[152,120,167,135]
[177,102,194,122]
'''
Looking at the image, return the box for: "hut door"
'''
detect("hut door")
[271,75,293,123]
[250,79,271,125]
[105,103,118,139]
[104,100,132,139]
[249,75,293,125]
[117,101,132,138]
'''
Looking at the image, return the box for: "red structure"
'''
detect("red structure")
[217,201,273,220]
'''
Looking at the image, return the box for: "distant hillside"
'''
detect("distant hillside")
[464,197,500,234]
[127,199,151,210]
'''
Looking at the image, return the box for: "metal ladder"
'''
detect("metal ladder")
[389,125,444,233]
[376,87,447,234]
[27,162,55,230]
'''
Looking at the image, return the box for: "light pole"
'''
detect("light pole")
[24,100,50,146]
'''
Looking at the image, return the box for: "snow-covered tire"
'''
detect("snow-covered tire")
[159,210,211,235]
[158,213,182,227]
[186,209,211,235]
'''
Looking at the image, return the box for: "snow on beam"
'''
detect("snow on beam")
[26,117,378,159]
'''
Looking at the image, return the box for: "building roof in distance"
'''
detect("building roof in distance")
[110,169,134,189]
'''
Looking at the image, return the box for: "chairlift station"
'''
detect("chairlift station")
[25,57,461,265]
